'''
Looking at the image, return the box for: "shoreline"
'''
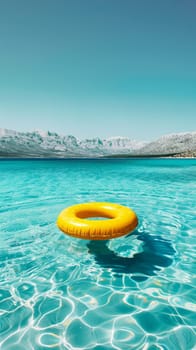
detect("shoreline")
[0,155,195,160]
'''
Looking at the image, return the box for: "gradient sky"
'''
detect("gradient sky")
[0,0,195,140]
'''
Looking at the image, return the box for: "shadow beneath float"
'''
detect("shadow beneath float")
[87,231,175,281]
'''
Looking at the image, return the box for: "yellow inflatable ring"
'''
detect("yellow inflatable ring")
[57,202,138,240]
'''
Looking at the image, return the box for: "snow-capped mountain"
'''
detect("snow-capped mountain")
[0,128,145,157]
[0,128,195,158]
[137,132,196,156]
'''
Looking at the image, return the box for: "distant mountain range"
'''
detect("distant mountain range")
[0,128,196,158]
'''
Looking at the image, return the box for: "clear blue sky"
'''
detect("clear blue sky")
[0,0,195,140]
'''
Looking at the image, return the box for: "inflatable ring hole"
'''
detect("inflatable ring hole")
[76,209,115,220]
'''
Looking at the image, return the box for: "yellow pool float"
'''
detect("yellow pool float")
[57,202,138,240]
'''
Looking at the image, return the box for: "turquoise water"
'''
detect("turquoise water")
[0,159,196,350]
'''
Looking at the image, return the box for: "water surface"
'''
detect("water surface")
[0,159,195,349]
